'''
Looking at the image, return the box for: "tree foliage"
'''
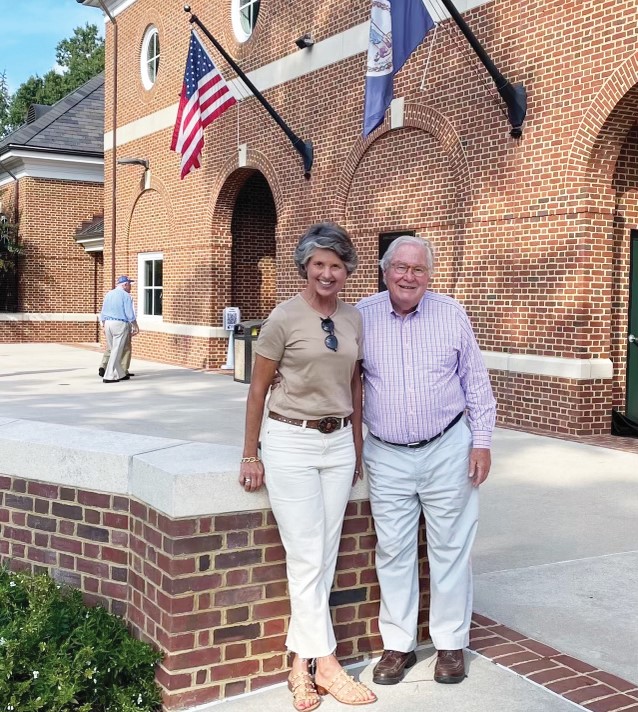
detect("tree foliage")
[0,71,10,138]
[1,24,104,138]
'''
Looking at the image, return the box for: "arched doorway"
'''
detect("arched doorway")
[565,55,638,432]
[610,121,638,426]
[230,171,277,320]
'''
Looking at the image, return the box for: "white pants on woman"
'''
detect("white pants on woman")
[363,417,478,652]
[262,417,355,659]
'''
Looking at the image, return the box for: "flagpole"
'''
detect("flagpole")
[436,0,527,138]
[183,5,314,178]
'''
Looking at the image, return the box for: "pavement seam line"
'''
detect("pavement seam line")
[476,549,638,575]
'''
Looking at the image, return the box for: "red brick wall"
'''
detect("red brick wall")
[0,476,129,616]
[96,0,638,436]
[18,178,103,313]
[491,371,613,436]
[0,321,100,343]
[0,177,103,342]
[0,473,431,709]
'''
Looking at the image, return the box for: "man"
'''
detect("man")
[357,235,496,686]
[99,275,139,383]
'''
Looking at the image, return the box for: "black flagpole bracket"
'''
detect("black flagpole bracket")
[437,0,527,138]
[183,5,314,178]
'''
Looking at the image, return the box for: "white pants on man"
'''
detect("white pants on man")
[363,417,478,652]
[103,320,130,381]
[261,417,355,659]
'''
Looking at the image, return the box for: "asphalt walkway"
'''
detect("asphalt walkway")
[1,343,637,712]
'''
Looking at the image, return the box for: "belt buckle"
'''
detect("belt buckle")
[318,417,339,434]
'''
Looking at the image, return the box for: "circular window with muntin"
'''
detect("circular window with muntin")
[140,25,160,90]
[231,0,260,43]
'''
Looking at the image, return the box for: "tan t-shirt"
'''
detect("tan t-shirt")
[255,294,363,420]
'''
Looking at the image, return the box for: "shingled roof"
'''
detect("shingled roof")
[74,214,104,253]
[0,73,104,157]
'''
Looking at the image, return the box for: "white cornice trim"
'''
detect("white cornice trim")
[0,150,103,185]
[482,351,614,380]
[137,318,228,339]
[0,313,226,338]
[81,0,134,18]
[104,0,492,149]
[75,236,104,253]
[0,313,100,322]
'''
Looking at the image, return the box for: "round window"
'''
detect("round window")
[140,26,160,90]
[231,0,260,43]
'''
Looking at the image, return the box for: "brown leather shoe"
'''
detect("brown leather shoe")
[372,649,417,685]
[434,649,466,684]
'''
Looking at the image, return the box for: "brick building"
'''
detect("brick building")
[0,73,104,342]
[62,1,638,437]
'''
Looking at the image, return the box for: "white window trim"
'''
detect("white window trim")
[231,0,259,43]
[137,251,163,322]
[140,25,160,90]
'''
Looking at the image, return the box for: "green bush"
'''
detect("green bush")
[0,567,163,711]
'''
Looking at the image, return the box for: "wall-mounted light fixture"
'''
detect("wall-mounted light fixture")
[294,33,314,50]
[117,157,151,190]
[117,158,149,170]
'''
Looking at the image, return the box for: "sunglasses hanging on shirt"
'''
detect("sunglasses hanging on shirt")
[321,317,338,352]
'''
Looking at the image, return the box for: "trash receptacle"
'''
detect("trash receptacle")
[233,320,263,384]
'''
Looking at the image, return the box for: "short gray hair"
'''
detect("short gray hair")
[379,235,435,274]
[294,222,358,278]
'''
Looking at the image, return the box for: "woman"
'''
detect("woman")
[239,222,376,710]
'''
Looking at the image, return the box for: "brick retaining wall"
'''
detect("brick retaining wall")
[0,426,431,710]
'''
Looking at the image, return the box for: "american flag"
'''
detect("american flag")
[170,30,237,179]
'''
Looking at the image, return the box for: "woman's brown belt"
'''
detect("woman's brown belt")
[268,411,352,434]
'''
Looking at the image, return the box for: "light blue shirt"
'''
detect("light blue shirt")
[100,286,136,323]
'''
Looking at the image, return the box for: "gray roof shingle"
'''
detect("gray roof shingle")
[0,73,104,157]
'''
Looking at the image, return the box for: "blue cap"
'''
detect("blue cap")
[117,275,134,284]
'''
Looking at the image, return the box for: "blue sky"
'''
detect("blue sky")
[0,1,104,93]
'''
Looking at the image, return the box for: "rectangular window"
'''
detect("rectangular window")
[378,231,415,291]
[137,252,163,318]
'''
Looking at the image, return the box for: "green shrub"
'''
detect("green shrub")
[0,567,163,711]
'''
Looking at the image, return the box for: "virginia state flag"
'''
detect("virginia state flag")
[363,0,435,137]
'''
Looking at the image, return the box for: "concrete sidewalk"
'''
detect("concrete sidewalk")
[1,343,637,711]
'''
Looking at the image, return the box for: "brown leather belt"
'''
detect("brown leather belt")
[268,411,351,434]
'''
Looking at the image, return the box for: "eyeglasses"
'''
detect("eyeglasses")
[391,262,428,277]
[321,317,338,352]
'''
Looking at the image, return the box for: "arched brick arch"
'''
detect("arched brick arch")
[563,52,638,417]
[123,175,176,246]
[332,102,473,222]
[208,148,284,225]
[565,52,638,193]
[120,176,175,273]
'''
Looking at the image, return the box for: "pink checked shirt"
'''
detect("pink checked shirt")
[357,290,496,448]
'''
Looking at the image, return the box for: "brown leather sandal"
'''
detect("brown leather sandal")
[288,670,321,712]
[315,669,376,706]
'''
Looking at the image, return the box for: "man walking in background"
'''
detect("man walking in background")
[99,276,139,383]
[357,236,496,686]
